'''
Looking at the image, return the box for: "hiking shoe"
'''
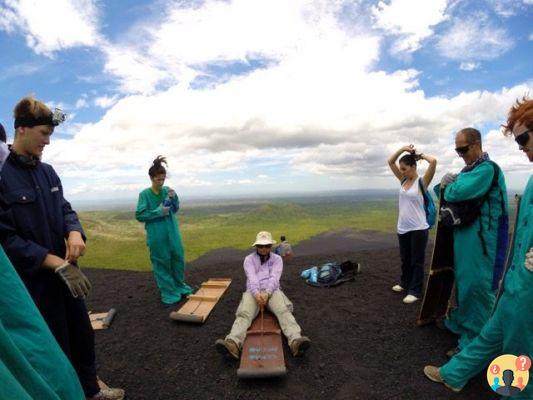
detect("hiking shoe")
[446,347,459,358]
[392,284,405,292]
[423,366,462,393]
[215,338,240,360]
[290,336,311,357]
[403,294,419,304]
[87,387,125,400]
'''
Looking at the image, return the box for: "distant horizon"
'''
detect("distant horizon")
[72,186,527,211]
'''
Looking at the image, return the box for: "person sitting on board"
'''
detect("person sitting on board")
[423,98,533,397]
[274,235,293,258]
[215,231,310,359]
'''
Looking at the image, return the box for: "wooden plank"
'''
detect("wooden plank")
[169,278,232,324]
[237,310,287,379]
[89,309,117,330]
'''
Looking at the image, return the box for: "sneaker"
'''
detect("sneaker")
[290,336,311,357]
[87,388,125,400]
[423,365,462,393]
[446,347,459,358]
[215,338,240,360]
[392,284,405,292]
[403,294,419,304]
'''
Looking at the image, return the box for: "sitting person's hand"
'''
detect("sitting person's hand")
[255,292,268,306]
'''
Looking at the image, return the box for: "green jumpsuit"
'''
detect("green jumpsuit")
[436,160,508,349]
[0,246,85,400]
[136,186,192,304]
[441,176,533,398]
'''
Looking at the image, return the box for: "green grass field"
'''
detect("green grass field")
[79,200,398,271]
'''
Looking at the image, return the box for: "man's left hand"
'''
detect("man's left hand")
[66,231,86,262]
[525,247,533,272]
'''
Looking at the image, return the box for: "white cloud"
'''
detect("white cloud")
[459,62,481,71]
[23,0,529,198]
[0,0,101,55]
[529,32,533,41]
[75,97,89,109]
[372,0,449,54]
[102,0,378,94]
[94,94,120,109]
[437,13,513,61]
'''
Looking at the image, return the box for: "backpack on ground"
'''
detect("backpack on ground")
[304,260,361,288]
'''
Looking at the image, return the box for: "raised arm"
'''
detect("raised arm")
[419,153,437,188]
[135,191,166,222]
[388,145,414,181]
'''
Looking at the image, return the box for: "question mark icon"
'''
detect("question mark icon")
[491,364,500,374]
[515,355,532,371]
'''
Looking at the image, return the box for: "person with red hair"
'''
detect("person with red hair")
[424,98,533,398]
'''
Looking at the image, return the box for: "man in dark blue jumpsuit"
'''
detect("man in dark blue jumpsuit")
[0,97,124,400]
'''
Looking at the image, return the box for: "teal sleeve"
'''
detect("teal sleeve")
[444,163,494,202]
[173,195,180,213]
[135,192,163,222]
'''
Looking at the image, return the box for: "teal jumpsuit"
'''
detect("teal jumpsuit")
[0,246,85,400]
[441,176,533,398]
[436,160,508,349]
[136,186,192,304]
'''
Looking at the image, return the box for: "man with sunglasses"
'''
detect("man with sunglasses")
[436,127,508,357]
[424,98,532,397]
[215,231,311,359]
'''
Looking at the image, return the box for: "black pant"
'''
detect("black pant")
[24,272,99,397]
[397,229,429,297]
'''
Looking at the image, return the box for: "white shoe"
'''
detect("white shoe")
[392,284,404,292]
[403,294,419,304]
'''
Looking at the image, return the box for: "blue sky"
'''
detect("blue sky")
[0,0,531,203]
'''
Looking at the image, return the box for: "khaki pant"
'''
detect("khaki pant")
[226,290,302,348]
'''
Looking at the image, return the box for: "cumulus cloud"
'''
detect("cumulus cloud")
[12,0,528,197]
[0,0,101,55]
[437,13,514,61]
[372,0,449,54]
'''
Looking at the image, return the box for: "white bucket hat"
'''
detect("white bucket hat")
[252,231,277,247]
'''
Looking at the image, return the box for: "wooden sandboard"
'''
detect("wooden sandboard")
[237,310,287,379]
[169,278,231,323]
[418,192,455,326]
[89,309,117,330]
[494,194,522,307]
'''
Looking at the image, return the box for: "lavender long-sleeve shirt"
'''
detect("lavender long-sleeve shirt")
[244,252,283,296]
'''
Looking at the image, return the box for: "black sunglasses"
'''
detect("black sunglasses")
[256,244,272,249]
[515,129,531,147]
[455,144,471,154]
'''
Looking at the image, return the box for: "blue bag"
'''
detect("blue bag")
[419,179,436,228]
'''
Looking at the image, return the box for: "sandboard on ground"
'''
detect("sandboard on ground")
[418,192,455,326]
[237,309,287,379]
[89,309,117,330]
[169,278,231,323]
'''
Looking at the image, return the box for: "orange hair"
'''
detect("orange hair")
[502,97,533,136]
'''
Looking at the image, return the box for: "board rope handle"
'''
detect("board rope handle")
[259,305,264,365]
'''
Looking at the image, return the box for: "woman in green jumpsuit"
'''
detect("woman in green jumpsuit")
[424,99,533,398]
[0,245,85,400]
[136,156,192,304]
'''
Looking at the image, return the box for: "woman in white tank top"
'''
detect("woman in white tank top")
[388,145,437,304]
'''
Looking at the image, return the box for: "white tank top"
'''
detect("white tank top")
[397,177,429,234]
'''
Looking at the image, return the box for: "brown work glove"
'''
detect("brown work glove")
[55,262,92,298]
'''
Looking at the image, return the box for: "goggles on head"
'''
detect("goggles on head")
[14,108,66,129]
